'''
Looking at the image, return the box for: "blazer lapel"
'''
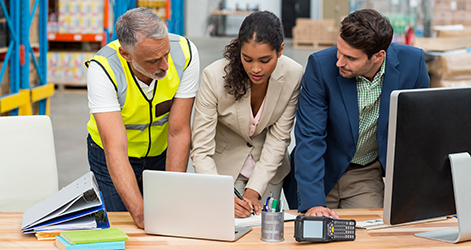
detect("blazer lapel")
[379,48,400,134]
[254,60,284,135]
[338,75,359,144]
[236,87,252,143]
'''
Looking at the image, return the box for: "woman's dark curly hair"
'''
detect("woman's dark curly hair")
[223,11,284,100]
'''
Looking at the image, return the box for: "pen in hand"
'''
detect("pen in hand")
[234,188,255,215]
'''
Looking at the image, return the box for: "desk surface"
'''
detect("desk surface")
[1,209,469,249]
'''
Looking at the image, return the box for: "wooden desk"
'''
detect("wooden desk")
[1,209,470,249]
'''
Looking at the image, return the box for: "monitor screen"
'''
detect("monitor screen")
[383,87,471,227]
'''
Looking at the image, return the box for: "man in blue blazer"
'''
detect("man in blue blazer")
[292,9,430,217]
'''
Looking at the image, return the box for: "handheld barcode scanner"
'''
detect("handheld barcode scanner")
[294,216,356,242]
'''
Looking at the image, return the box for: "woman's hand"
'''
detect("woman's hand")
[234,197,253,218]
[242,188,262,215]
[234,188,263,218]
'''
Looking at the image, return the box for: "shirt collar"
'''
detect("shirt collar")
[356,54,387,84]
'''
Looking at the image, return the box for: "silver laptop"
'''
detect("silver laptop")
[143,170,252,241]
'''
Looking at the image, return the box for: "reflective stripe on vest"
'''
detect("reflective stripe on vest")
[125,114,169,131]
[86,34,191,158]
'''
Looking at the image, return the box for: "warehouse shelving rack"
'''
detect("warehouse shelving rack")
[167,0,184,36]
[0,0,52,116]
[132,0,185,36]
[111,0,136,41]
[0,0,184,116]
[108,0,186,44]
[47,0,110,47]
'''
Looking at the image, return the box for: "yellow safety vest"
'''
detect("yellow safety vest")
[86,34,192,158]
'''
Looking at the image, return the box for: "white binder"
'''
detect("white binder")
[21,172,109,233]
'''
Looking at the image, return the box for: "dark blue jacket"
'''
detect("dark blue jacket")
[293,43,430,212]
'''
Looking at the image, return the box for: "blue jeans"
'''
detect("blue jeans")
[87,134,166,211]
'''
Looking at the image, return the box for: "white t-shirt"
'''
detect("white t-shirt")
[87,40,200,114]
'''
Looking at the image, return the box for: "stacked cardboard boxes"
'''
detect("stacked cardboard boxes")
[138,0,167,19]
[0,1,39,46]
[414,30,471,88]
[0,0,9,99]
[30,11,39,45]
[29,52,40,88]
[47,0,105,87]
[292,19,338,49]
[0,0,9,48]
[0,61,9,96]
[0,0,40,98]
[427,51,471,88]
[47,51,95,85]
[419,0,471,88]
[434,0,471,26]
[0,19,8,48]
[56,0,104,34]
[0,53,41,96]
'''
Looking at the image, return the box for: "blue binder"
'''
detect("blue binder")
[21,172,110,233]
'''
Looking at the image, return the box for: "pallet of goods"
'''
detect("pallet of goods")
[292,18,338,49]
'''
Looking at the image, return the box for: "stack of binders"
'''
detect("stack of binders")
[54,227,129,250]
[21,172,110,233]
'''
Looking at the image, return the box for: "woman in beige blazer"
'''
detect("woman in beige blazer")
[191,11,303,218]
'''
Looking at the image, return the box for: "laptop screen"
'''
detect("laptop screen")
[143,170,250,241]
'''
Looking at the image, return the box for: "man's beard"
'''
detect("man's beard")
[132,60,167,81]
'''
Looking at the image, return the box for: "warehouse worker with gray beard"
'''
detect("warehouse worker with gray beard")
[85,7,200,228]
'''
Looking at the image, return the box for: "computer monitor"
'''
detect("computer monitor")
[383,86,471,243]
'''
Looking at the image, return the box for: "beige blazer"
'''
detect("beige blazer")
[191,55,303,196]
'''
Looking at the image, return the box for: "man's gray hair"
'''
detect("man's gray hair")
[115,7,168,53]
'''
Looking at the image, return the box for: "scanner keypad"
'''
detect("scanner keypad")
[327,219,356,240]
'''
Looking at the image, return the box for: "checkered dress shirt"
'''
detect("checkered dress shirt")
[351,56,386,166]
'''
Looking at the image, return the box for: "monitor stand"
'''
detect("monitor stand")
[415,152,471,243]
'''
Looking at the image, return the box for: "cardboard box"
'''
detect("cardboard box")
[413,36,471,51]
[434,11,454,26]
[29,52,40,87]
[430,77,471,88]
[47,51,92,84]
[432,0,471,26]
[427,52,471,80]
[0,18,8,48]
[293,19,338,48]
[30,13,39,45]
[436,27,471,37]
[451,10,471,25]
[434,2,454,11]
[0,61,10,96]
[457,0,467,10]
[57,0,104,34]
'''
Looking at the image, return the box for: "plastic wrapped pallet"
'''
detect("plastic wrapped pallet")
[427,52,471,80]
[414,33,471,88]
[430,78,471,88]
[424,50,471,88]
[292,18,338,49]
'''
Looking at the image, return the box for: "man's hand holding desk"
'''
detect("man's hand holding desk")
[305,206,340,219]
